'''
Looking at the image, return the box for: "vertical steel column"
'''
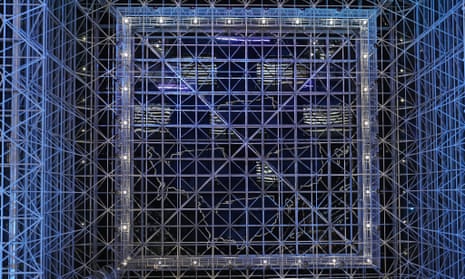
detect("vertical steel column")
[8,1,21,276]
[115,15,133,270]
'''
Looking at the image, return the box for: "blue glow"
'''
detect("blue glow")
[2,2,464,278]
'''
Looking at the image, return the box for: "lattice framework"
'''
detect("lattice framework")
[1,0,464,278]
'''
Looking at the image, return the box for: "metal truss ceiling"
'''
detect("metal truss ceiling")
[1,0,464,278]
[114,7,379,273]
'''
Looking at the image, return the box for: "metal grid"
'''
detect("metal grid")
[0,1,46,276]
[1,1,465,278]
[115,7,379,272]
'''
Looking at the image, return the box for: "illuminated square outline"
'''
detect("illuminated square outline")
[115,7,379,270]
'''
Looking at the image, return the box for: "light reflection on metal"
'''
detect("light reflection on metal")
[216,36,272,43]
[133,105,173,133]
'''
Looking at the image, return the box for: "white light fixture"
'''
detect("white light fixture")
[122,52,129,58]
[227,19,232,24]
[366,258,372,264]
[365,190,371,194]
[329,19,334,25]
[363,87,369,92]
[82,67,86,71]
[366,223,371,228]
[122,86,129,92]
[122,155,128,160]
[365,155,370,160]
[363,54,368,59]
[364,120,369,126]
[295,19,300,25]
[261,18,266,24]
[122,190,128,195]
[159,17,164,24]
[122,120,129,126]
[363,20,368,25]
[262,259,268,264]
[123,17,129,24]
[121,224,128,231]
[400,97,405,103]
[400,68,404,73]
[81,159,86,164]
[332,258,337,264]
[193,18,199,24]
[192,260,198,265]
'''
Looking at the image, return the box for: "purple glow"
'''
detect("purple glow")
[158,83,190,90]
[216,36,271,43]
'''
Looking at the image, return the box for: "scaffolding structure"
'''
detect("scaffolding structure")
[1,0,464,278]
